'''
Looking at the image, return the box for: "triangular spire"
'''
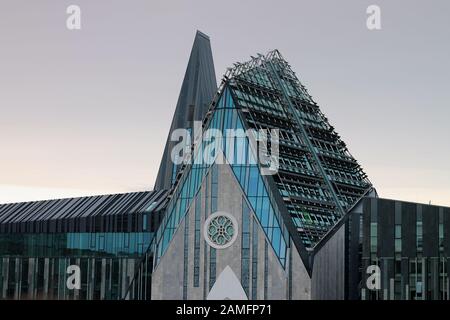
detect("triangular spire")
[154,31,217,190]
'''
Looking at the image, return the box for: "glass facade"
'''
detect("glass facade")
[153,87,290,268]
[0,255,145,300]
[0,191,164,300]
[0,232,152,257]
[0,232,153,300]
[229,53,372,248]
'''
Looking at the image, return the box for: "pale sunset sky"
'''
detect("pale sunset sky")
[0,0,449,206]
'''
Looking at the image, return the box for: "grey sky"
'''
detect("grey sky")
[0,0,449,206]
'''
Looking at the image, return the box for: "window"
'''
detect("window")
[193,195,201,287]
[370,222,377,253]
[251,216,259,300]
[241,198,250,297]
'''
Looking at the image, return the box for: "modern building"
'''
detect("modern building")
[0,31,448,300]
[313,197,450,300]
[0,191,167,299]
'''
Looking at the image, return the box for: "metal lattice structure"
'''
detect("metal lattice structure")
[224,50,373,248]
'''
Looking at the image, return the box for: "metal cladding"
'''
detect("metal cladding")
[154,30,217,191]
[0,190,167,233]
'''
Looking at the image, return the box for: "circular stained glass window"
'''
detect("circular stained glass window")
[204,212,238,249]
